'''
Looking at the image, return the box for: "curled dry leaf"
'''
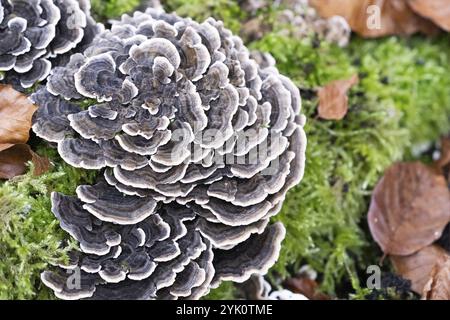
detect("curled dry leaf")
[391,245,448,294]
[317,74,359,120]
[435,137,450,172]
[283,276,330,300]
[0,144,51,180]
[368,162,450,256]
[0,85,38,152]
[30,150,52,177]
[422,252,450,300]
[408,0,450,32]
[0,143,14,152]
[310,0,438,37]
[241,17,271,41]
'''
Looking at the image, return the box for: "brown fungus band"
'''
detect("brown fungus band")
[33,8,307,300]
[0,0,101,88]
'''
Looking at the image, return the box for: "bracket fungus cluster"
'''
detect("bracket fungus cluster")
[241,0,351,47]
[33,8,307,300]
[0,0,101,88]
[277,0,351,47]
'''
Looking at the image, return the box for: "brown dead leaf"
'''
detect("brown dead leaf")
[0,144,31,179]
[368,162,450,256]
[408,0,450,31]
[0,84,38,152]
[310,0,439,38]
[0,144,51,179]
[283,276,330,300]
[30,149,52,176]
[241,17,270,41]
[435,137,450,171]
[391,245,448,294]
[422,253,450,300]
[0,143,14,152]
[317,74,358,120]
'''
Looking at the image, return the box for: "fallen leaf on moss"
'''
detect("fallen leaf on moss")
[422,251,450,300]
[30,149,52,176]
[283,276,330,300]
[391,245,448,294]
[368,162,450,256]
[310,0,438,37]
[0,145,31,179]
[241,17,270,41]
[0,144,51,179]
[317,74,358,120]
[408,0,450,32]
[435,136,450,172]
[0,84,38,152]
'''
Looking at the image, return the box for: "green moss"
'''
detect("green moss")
[203,282,237,300]
[73,98,99,110]
[0,146,97,299]
[91,0,141,20]
[352,37,450,145]
[253,33,450,294]
[163,0,246,34]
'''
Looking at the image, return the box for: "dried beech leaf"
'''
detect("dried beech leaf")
[317,74,358,120]
[31,150,52,176]
[422,253,450,300]
[283,275,330,300]
[0,85,38,151]
[368,162,450,256]
[0,144,51,180]
[284,277,317,299]
[408,0,450,31]
[435,137,450,171]
[0,144,31,179]
[391,245,448,294]
[241,17,270,41]
[310,0,438,37]
[0,143,14,152]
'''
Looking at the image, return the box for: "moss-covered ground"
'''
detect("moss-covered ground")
[1,0,449,299]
